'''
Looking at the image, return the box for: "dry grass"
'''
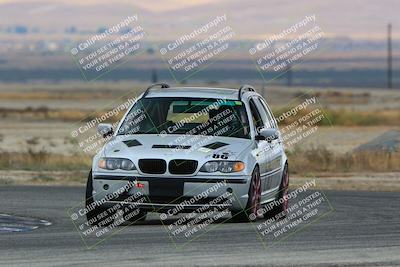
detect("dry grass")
[294,90,371,104]
[273,89,400,126]
[0,149,91,171]
[0,107,124,122]
[0,86,398,126]
[288,145,400,174]
[0,91,118,100]
[321,109,400,126]
[273,107,400,126]
[0,170,89,185]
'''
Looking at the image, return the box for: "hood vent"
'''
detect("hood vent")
[203,142,229,150]
[123,139,142,147]
[152,144,191,149]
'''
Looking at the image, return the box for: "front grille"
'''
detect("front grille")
[138,159,167,174]
[168,159,198,175]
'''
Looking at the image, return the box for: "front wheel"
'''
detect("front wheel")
[231,166,261,222]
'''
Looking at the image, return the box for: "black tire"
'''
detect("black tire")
[231,166,261,222]
[85,170,115,227]
[263,163,289,219]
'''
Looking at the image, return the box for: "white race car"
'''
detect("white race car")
[85,83,289,224]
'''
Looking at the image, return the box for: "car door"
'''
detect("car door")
[248,97,282,199]
[256,97,284,189]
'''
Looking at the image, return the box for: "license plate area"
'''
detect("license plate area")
[148,178,184,204]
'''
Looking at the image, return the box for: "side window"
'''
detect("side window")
[258,97,277,128]
[254,97,273,128]
[249,99,264,131]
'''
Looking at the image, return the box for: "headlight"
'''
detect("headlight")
[200,161,219,172]
[98,158,136,171]
[200,161,245,173]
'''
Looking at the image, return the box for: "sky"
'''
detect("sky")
[0,0,217,12]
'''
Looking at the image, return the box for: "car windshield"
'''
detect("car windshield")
[117,97,250,139]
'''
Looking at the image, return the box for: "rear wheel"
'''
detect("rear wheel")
[231,166,261,222]
[85,170,115,227]
[263,163,289,219]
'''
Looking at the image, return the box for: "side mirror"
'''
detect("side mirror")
[255,128,279,142]
[98,123,113,138]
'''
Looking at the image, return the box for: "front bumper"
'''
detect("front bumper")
[91,174,251,212]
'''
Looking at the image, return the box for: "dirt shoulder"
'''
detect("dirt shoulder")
[291,172,400,192]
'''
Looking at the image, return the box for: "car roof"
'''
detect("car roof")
[143,87,258,100]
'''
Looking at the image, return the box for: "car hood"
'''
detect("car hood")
[102,134,253,162]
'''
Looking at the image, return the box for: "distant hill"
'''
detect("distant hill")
[0,0,399,39]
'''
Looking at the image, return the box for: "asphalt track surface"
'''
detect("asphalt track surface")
[1,186,399,267]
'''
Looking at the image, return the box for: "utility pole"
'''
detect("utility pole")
[151,69,158,83]
[286,64,292,87]
[387,23,393,89]
[261,82,266,98]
